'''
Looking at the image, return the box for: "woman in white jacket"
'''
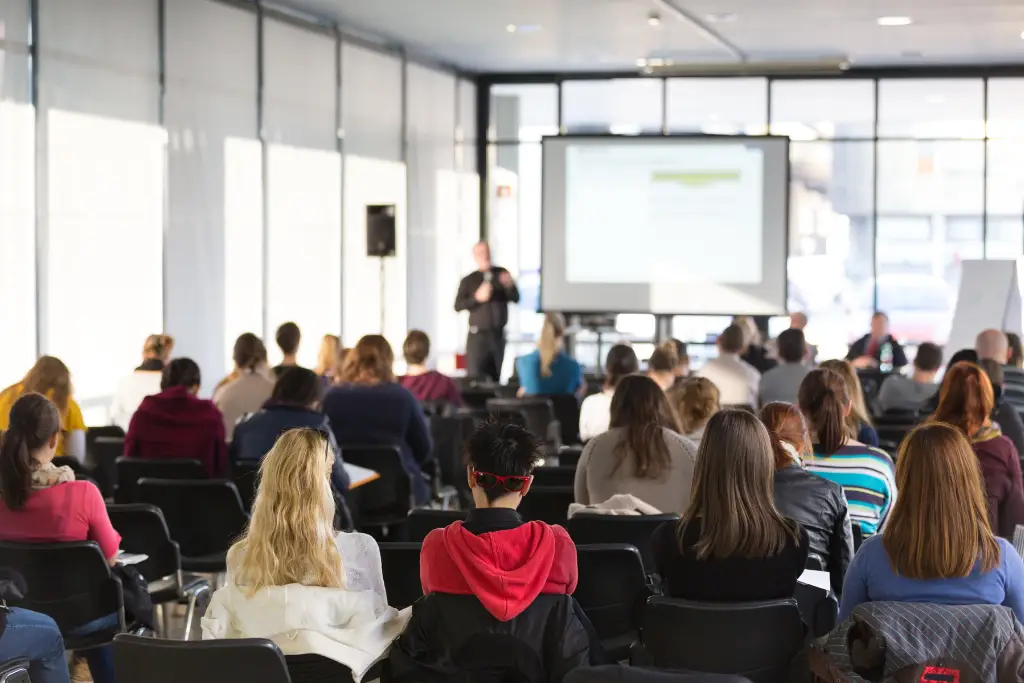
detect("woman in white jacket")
[202,428,409,681]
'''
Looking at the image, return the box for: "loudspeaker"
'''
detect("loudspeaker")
[366,204,396,257]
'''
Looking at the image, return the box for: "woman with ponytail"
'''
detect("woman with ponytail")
[0,357,86,462]
[515,312,584,396]
[761,402,854,594]
[0,393,121,683]
[798,368,897,537]
[931,361,1024,539]
[109,333,175,431]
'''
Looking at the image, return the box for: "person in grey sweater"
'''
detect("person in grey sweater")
[575,375,696,514]
[876,342,942,413]
[758,329,810,407]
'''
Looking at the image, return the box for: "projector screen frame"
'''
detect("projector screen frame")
[538,132,792,317]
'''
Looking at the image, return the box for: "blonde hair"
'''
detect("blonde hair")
[538,313,567,377]
[315,335,341,376]
[230,429,343,594]
[819,359,873,436]
[12,356,72,418]
[341,335,395,384]
[671,377,720,434]
[143,334,174,360]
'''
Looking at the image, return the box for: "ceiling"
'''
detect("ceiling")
[284,0,1024,73]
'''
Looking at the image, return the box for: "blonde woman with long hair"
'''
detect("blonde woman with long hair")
[819,359,879,447]
[515,312,584,397]
[0,356,86,462]
[202,428,409,679]
[314,334,342,378]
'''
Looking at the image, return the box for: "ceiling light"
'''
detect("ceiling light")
[647,12,661,27]
[1020,30,1024,39]
[635,58,648,68]
[505,24,517,33]
[706,13,738,23]
[926,95,946,104]
[877,16,912,26]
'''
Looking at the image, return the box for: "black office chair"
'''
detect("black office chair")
[406,508,468,542]
[461,387,499,410]
[286,653,381,683]
[567,514,679,572]
[634,596,804,683]
[113,634,291,683]
[91,436,125,498]
[574,544,652,661]
[873,409,920,454]
[340,445,412,534]
[231,460,260,512]
[538,393,582,445]
[532,465,577,488]
[86,425,125,460]
[486,398,559,446]
[517,486,574,527]
[137,479,249,573]
[0,541,126,649]
[852,523,864,552]
[378,541,423,609]
[106,504,210,639]
[115,456,206,504]
[559,444,584,467]
[566,666,755,683]
[428,414,478,508]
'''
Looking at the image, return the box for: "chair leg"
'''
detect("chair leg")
[182,593,198,640]
[158,603,172,638]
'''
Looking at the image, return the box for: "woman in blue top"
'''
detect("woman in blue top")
[839,422,1024,623]
[516,313,584,396]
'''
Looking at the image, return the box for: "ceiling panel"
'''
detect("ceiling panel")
[287,0,1024,72]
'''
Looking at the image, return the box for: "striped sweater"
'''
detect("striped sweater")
[805,444,897,536]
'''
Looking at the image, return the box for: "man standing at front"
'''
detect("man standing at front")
[455,242,520,381]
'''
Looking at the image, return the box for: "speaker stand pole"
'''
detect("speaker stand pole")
[379,256,386,335]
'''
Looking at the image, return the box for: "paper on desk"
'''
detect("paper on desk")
[344,463,380,489]
[798,569,831,593]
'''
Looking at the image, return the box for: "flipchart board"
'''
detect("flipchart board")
[946,259,1024,356]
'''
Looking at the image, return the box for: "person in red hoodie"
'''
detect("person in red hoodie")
[390,421,590,683]
[124,357,227,477]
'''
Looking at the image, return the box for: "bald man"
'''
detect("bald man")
[975,328,1024,458]
[455,242,519,381]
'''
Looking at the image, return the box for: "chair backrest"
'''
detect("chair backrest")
[115,456,206,503]
[377,541,423,609]
[517,486,574,527]
[486,398,556,444]
[567,514,679,571]
[91,436,125,498]
[106,504,180,582]
[428,414,478,508]
[538,393,582,445]
[461,387,499,409]
[566,665,755,683]
[642,596,804,683]
[339,445,412,524]
[558,445,583,467]
[86,425,125,457]
[285,653,362,683]
[406,508,468,542]
[231,460,260,512]
[574,544,649,643]
[532,465,577,488]
[0,541,124,632]
[0,658,30,683]
[852,523,864,552]
[137,479,249,560]
[113,634,291,683]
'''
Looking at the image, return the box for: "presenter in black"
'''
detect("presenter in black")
[455,242,519,381]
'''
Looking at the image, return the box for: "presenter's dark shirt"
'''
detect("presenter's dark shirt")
[846,334,908,369]
[454,267,520,332]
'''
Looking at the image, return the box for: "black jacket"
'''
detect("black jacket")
[455,267,520,332]
[773,464,854,595]
[389,593,590,683]
[846,334,908,369]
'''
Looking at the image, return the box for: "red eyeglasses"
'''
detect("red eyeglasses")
[471,470,530,492]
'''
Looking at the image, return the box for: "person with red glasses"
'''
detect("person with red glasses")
[390,421,591,681]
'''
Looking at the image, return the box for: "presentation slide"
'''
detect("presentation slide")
[542,136,789,315]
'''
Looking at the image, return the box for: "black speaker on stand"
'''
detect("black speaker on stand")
[366,205,397,334]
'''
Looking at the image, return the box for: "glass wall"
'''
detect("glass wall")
[487,75,1024,363]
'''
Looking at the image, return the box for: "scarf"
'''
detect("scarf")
[31,461,75,490]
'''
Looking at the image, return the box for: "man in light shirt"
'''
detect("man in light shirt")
[697,324,760,408]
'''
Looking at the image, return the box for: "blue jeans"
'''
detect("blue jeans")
[67,613,119,683]
[0,608,70,683]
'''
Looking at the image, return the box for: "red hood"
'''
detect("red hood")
[137,386,220,426]
[420,521,577,621]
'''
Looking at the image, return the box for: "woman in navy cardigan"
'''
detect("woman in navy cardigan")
[323,335,433,505]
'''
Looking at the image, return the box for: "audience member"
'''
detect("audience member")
[323,335,432,505]
[1007,331,1024,381]
[789,312,818,364]
[578,344,639,441]
[231,367,349,495]
[761,402,853,595]
[392,421,588,680]
[839,423,1024,623]
[650,409,808,601]
[819,359,879,447]
[399,330,462,406]
[847,311,908,370]
[980,358,1007,403]
[922,349,979,418]
[667,338,690,388]
[125,358,227,477]
[516,313,584,396]
[875,341,942,413]
[575,375,695,514]
[670,376,720,445]
[202,429,407,678]
[799,368,897,536]
[0,357,85,463]
[214,333,274,441]
[0,606,70,683]
[646,342,678,392]
[0,394,119,683]
[758,328,810,407]
[932,361,1024,539]
[314,334,342,381]
[697,324,760,408]
[109,333,174,431]
[271,322,302,379]
[734,315,778,374]
[975,329,1024,457]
